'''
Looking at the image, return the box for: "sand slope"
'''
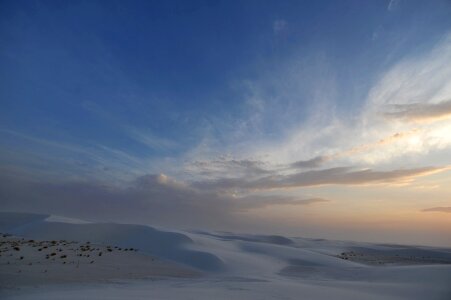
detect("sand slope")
[0,212,223,271]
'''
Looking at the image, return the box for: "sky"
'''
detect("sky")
[1,0,451,247]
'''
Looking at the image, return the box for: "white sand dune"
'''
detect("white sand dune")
[0,236,199,288]
[1,212,450,300]
[0,212,224,271]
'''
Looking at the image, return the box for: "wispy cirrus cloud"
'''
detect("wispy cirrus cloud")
[196,32,451,176]
[273,19,288,35]
[365,34,451,110]
[387,0,401,12]
[0,129,153,182]
[285,33,451,167]
[126,127,177,151]
[83,101,178,152]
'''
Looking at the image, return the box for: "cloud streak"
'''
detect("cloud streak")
[383,99,451,123]
[194,166,447,191]
[290,156,330,169]
[236,196,329,210]
[422,207,451,213]
[185,158,272,179]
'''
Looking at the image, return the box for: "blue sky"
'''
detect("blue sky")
[1,0,451,246]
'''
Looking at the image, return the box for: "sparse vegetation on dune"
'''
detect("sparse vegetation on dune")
[337,250,451,265]
[0,233,122,280]
[0,232,199,288]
